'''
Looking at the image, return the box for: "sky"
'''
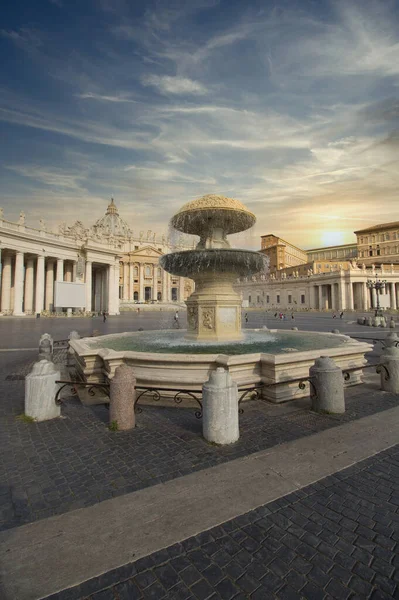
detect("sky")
[0,0,399,250]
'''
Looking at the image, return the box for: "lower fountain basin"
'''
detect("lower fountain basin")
[70,330,372,404]
[160,248,266,278]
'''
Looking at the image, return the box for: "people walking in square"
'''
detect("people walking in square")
[102,311,107,322]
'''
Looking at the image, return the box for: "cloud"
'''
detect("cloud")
[76,92,139,103]
[141,74,208,95]
[1,27,42,49]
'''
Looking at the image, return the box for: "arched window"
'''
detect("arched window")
[134,266,138,277]
[145,265,151,277]
[157,268,162,278]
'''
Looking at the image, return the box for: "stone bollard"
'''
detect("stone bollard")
[309,356,345,414]
[379,346,399,394]
[331,329,340,334]
[385,332,399,348]
[39,333,53,361]
[25,360,61,421]
[38,339,53,361]
[67,331,80,367]
[109,365,136,431]
[202,368,239,445]
[365,317,372,326]
[291,327,298,331]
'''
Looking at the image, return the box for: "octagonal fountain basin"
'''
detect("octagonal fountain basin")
[70,330,372,404]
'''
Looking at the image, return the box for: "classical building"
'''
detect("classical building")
[237,222,399,311]
[355,221,399,265]
[0,200,193,316]
[260,234,308,272]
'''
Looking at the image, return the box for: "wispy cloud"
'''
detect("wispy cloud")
[141,74,208,95]
[1,0,399,247]
[76,92,139,103]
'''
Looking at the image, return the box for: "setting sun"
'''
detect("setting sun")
[321,231,345,247]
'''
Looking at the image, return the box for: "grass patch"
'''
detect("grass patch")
[109,420,119,432]
[16,414,36,423]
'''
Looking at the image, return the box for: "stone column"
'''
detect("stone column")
[13,251,25,316]
[362,282,369,310]
[331,284,336,311]
[129,263,134,300]
[318,285,322,310]
[35,255,45,314]
[162,269,168,303]
[122,263,129,300]
[179,277,185,302]
[338,281,346,310]
[24,257,35,314]
[56,259,64,282]
[108,264,118,315]
[348,282,354,310]
[85,260,92,312]
[139,263,145,302]
[1,253,12,313]
[94,270,102,312]
[64,262,73,282]
[390,282,397,309]
[72,261,77,282]
[45,260,55,311]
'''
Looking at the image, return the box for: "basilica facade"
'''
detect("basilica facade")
[0,199,194,316]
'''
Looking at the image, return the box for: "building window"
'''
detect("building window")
[134,291,138,301]
[145,266,151,276]
[288,294,292,304]
[301,294,305,304]
[257,295,260,303]
[157,268,162,277]
[266,295,270,303]
[369,246,373,256]
[134,266,138,277]
[376,245,381,256]
[276,294,280,303]
[248,295,251,304]
[385,233,390,241]
[135,246,139,250]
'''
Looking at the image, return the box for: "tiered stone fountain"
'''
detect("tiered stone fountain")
[160,194,265,342]
[70,194,372,403]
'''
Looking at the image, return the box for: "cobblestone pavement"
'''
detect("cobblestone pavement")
[41,445,399,600]
[1,369,399,532]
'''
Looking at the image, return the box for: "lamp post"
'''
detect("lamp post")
[366,276,387,318]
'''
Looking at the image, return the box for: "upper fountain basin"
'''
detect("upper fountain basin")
[171,194,256,236]
[160,248,267,278]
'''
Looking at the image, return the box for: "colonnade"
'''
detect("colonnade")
[0,249,119,315]
[310,281,399,311]
[120,262,186,303]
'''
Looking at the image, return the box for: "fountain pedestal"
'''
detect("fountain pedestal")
[186,273,242,342]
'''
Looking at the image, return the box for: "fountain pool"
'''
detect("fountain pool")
[89,329,346,355]
[70,328,371,404]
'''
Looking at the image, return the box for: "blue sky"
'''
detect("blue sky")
[1,0,398,249]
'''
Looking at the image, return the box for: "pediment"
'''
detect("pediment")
[130,246,163,257]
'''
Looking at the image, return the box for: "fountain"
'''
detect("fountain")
[160,194,266,342]
[70,194,372,403]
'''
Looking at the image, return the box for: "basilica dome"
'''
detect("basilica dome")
[92,199,131,238]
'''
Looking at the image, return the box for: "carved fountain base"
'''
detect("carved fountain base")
[185,273,243,342]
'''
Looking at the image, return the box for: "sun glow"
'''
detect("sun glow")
[321,231,345,246]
